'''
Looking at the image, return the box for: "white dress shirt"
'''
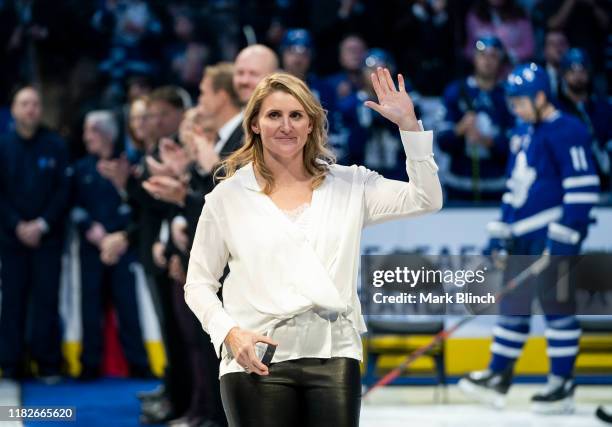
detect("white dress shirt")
[184,128,442,378]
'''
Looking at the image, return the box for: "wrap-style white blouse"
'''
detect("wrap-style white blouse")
[184,129,442,377]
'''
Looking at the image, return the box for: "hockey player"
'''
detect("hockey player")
[458,63,600,414]
[437,35,515,202]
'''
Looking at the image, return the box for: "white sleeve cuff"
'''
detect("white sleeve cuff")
[208,309,239,358]
[36,218,50,234]
[399,129,434,161]
[487,221,512,239]
[159,220,169,244]
[547,222,581,245]
[172,215,188,229]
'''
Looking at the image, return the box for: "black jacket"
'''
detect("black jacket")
[184,123,245,242]
[0,127,70,246]
[125,151,175,274]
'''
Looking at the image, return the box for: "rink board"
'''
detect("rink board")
[58,207,612,377]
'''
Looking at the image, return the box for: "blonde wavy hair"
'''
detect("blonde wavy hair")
[216,72,336,194]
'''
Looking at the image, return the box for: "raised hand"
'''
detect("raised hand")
[142,175,187,206]
[364,67,420,132]
[194,134,220,174]
[159,138,191,177]
[146,155,175,177]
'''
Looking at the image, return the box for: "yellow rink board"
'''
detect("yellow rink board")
[63,341,166,377]
[363,335,612,375]
[63,335,612,378]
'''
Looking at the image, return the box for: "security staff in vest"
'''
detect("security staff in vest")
[71,110,151,380]
[0,86,70,382]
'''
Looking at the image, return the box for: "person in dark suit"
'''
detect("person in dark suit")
[141,63,243,427]
[0,86,70,382]
[142,63,244,267]
[97,86,193,424]
[186,62,245,230]
[137,51,278,425]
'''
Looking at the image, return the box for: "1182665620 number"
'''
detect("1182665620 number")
[1,406,76,421]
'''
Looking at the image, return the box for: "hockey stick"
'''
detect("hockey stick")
[362,253,551,397]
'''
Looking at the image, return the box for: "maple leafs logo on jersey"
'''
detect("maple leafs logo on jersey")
[506,151,537,208]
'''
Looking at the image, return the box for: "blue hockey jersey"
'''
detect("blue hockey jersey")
[489,111,600,255]
[558,95,612,192]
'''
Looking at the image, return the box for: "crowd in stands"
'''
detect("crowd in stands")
[1,0,610,201]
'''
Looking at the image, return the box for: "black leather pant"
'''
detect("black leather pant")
[220,357,361,427]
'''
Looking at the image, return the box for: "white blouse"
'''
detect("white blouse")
[184,129,442,378]
[217,204,362,375]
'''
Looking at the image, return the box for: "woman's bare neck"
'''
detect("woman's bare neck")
[261,152,311,187]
